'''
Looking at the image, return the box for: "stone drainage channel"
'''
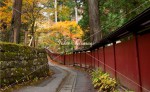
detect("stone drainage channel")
[56,66,77,92]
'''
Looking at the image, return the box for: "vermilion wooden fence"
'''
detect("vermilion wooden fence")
[46,8,150,92]
[47,33,150,92]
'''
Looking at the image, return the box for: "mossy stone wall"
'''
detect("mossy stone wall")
[0,42,49,87]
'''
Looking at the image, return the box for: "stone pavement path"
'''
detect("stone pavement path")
[74,70,95,92]
[14,60,95,92]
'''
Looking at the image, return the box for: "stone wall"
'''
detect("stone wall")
[0,42,49,87]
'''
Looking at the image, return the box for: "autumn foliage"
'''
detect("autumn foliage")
[0,0,12,28]
[50,21,83,38]
[37,21,84,53]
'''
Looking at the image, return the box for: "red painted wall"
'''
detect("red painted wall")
[104,45,115,78]
[80,52,86,67]
[138,33,150,92]
[98,48,105,71]
[67,55,70,65]
[80,53,83,65]
[61,55,64,64]
[75,53,77,65]
[69,54,73,65]
[115,39,140,92]
[92,51,95,67]
[95,50,99,68]
[65,55,68,65]
[48,33,150,92]
[86,52,92,67]
[76,53,80,65]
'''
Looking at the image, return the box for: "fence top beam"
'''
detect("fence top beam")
[73,7,150,53]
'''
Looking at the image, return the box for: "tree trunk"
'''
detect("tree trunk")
[54,0,57,23]
[31,36,35,47]
[87,0,101,43]
[10,0,22,43]
[75,6,78,23]
[24,30,28,45]
[31,21,35,47]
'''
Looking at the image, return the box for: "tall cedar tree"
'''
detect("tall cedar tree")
[10,0,22,43]
[88,0,101,43]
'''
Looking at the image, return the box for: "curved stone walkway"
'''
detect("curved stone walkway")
[14,59,95,92]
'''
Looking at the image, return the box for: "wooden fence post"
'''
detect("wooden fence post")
[97,49,99,67]
[64,54,65,65]
[103,46,106,72]
[73,52,75,66]
[90,50,92,67]
[84,51,86,68]
[134,34,142,92]
[113,42,117,80]
[93,50,95,68]
[80,52,81,67]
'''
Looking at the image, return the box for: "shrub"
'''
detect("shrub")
[91,68,117,92]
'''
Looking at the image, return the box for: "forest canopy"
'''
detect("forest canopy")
[0,0,149,53]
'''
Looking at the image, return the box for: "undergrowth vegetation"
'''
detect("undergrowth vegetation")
[91,68,117,92]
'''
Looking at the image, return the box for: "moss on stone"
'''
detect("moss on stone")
[0,42,50,88]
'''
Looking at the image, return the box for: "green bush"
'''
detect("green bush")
[91,68,117,92]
